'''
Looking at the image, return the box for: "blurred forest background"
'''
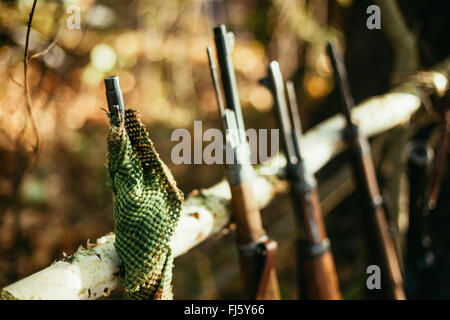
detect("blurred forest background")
[0,0,449,299]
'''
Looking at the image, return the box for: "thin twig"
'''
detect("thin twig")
[23,0,40,153]
[3,0,41,282]
[10,75,24,88]
[29,39,57,61]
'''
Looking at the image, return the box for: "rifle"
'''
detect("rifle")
[104,76,126,125]
[261,61,341,300]
[326,41,406,300]
[206,25,280,300]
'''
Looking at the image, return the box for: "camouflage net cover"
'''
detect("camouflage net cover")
[107,109,184,300]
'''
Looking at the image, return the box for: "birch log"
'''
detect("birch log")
[2,59,450,300]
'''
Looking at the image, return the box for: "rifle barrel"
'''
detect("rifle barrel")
[326,41,355,125]
[286,80,304,161]
[213,25,246,141]
[207,46,227,133]
[267,61,298,165]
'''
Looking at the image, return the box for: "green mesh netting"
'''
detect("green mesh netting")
[107,109,184,300]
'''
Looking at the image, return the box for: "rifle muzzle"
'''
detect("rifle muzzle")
[104,76,125,125]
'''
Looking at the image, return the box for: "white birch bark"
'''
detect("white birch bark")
[2,59,449,299]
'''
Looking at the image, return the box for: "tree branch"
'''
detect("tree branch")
[23,0,40,153]
[2,56,450,300]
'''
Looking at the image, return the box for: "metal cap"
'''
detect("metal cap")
[104,76,125,125]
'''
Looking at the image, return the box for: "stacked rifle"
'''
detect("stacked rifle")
[207,25,280,300]
[203,24,410,300]
[326,41,405,300]
[104,24,446,300]
[260,61,341,300]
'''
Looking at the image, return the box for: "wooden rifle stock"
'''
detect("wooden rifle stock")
[207,30,280,299]
[327,41,405,300]
[263,62,341,299]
